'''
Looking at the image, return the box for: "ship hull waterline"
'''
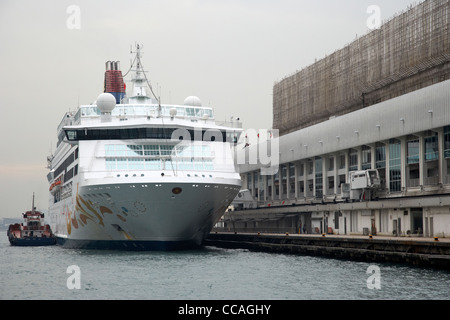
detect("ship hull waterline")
[9,237,56,247]
[51,181,240,251]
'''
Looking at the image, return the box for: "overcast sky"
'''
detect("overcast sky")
[0,0,417,218]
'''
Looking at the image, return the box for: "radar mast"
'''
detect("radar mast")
[127,44,156,105]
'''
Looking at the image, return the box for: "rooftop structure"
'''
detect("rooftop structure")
[273,0,450,135]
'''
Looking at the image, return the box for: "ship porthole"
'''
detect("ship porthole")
[172,187,182,195]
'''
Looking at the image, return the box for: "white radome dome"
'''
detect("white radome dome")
[183,96,202,107]
[96,93,116,113]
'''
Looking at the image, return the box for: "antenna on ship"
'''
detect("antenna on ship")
[31,192,35,214]
[129,43,162,116]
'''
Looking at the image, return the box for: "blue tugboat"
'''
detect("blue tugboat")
[7,194,56,246]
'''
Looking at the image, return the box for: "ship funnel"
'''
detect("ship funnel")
[104,60,126,104]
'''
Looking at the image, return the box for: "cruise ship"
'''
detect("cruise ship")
[47,44,242,250]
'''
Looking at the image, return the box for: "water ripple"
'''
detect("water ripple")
[1,232,449,300]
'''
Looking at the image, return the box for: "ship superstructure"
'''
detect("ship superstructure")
[47,44,242,250]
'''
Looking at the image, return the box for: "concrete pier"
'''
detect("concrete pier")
[205,232,450,269]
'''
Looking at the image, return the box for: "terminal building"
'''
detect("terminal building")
[226,0,450,238]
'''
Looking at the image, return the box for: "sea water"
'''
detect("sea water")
[1,231,449,300]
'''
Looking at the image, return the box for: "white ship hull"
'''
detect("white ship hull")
[51,178,240,250]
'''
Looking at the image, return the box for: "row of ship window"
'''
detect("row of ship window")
[75,105,214,120]
[65,127,240,143]
[105,158,214,171]
[105,144,215,171]
[105,144,214,157]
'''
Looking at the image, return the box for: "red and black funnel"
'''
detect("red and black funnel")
[104,61,126,104]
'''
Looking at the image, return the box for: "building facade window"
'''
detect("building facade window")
[308,160,313,175]
[339,154,346,169]
[375,143,386,169]
[259,173,265,201]
[247,173,252,191]
[349,149,358,172]
[407,138,420,164]
[267,175,273,199]
[424,132,439,185]
[253,172,259,199]
[299,163,304,177]
[315,157,323,198]
[425,133,439,161]
[289,163,295,198]
[328,157,334,171]
[362,145,371,170]
[444,126,450,158]
[274,170,280,197]
[407,137,420,187]
[389,139,402,192]
[281,164,287,198]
